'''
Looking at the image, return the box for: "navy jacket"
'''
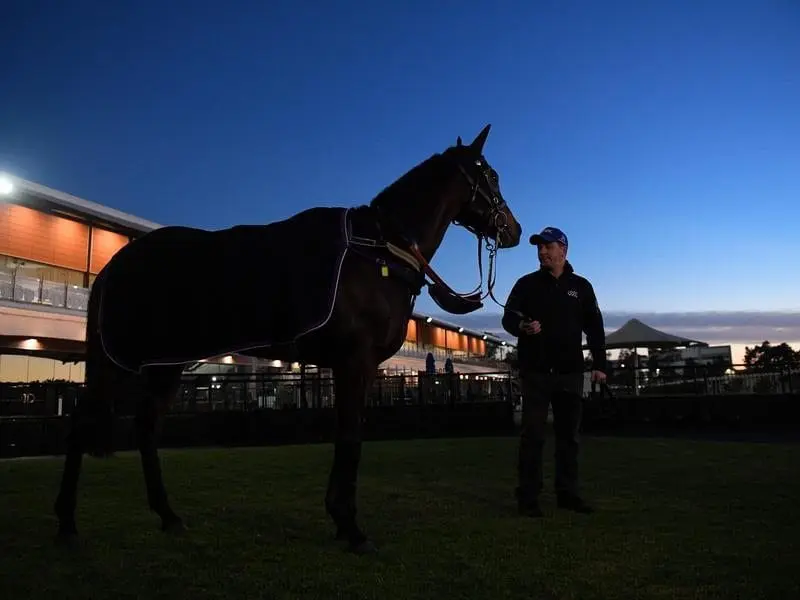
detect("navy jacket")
[501,261,607,375]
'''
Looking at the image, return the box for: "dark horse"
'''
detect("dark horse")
[54,125,522,554]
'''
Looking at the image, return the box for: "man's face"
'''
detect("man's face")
[537,241,566,270]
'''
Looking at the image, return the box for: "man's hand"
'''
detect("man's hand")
[520,319,541,335]
[590,370,607,384]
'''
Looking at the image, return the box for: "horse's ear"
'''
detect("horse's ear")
[469,124,491,154]
[456,136,463,146]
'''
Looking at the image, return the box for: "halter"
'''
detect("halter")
[407,156,512,314]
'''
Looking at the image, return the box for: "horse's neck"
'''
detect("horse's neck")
[401,188,461,263]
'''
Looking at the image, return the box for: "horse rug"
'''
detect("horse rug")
[97,206,350,373]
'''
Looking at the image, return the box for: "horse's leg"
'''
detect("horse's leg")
[325,360,376,554]
[54,294,117,541]
[53,422,84,541]
[136,366,184,532]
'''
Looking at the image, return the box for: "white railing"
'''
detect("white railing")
[0,270,90,312]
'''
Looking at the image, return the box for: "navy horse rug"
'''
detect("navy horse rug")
[97,207,350,373]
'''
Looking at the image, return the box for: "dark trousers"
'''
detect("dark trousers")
[517,371,585,503]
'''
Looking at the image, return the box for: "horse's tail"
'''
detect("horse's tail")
[71,270,116,458]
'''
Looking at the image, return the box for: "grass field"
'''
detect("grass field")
[1,435,798,599]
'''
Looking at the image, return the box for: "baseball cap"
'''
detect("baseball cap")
[529,226,568,249]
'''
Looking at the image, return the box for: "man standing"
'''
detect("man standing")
[501,226,607,517]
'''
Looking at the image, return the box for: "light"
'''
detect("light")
[425,316,432,323]
[457,327,464,333]
[20,338,40,350]
[482,335,487,340]
[0,176,13,196]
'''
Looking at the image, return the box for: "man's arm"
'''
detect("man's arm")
[501,278,527,338]
[582,280,607,373]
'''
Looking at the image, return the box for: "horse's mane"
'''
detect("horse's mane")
[368,151,451,210]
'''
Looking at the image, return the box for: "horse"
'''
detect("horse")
[53,124,522,554]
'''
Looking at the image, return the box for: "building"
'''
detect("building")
[648,344,733,373]
[0,174,512,383]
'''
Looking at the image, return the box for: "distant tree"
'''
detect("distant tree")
[743,341,800,372]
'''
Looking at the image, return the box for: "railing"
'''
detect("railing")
[0,270,89,312]
[598,364,799,397]
[392,345,509,370]
[0,371,516,417]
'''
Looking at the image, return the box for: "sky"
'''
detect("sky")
[2,0,799,362]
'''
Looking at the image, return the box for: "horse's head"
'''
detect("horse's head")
[445,125,522,249]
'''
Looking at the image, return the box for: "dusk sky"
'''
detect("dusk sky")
[3,1,799,361]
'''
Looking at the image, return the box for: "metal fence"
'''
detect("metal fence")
[0,371,515,417]
[3,363,799,419]
[599,364,799,397]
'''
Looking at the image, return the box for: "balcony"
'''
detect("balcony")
[0,271,89,313]
[393,344,508,371]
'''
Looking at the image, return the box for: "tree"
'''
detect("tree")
[743,341,800,372]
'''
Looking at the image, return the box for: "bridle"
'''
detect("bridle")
[348,150,515,315]
[404,155,513,313]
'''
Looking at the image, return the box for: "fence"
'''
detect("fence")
[597,364,799,397]
[0,371,515,418]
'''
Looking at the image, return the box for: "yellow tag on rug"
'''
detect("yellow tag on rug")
[381,264,389,277]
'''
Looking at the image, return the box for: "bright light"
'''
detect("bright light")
[21,338,40,350]
[0,176,13,195]
[425,316,432,323]
[458,327,464,333]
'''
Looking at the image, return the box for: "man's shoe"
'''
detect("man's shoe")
[557,493,594,514]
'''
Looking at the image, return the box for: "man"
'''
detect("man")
[501,226,607,517]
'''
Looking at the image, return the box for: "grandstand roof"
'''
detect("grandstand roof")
[1,173,161,234]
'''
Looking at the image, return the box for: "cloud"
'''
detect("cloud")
[434,310,800,346]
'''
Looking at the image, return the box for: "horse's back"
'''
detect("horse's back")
[96,206,352,371]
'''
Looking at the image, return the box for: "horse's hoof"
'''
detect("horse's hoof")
[347,539,378,555]
[161,517,186,534]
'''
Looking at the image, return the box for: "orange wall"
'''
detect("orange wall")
[430,326,446,348]
[89,228,130,274]
[0,204,90,271]
[405,320,490,355]
[405,319,417,342]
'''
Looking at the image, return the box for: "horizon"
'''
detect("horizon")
[430,309,800,364]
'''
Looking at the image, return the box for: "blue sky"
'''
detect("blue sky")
[2,1,799,355]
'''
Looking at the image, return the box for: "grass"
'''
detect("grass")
[1,435,798,600]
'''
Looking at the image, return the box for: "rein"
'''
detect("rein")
[350,150,514,315]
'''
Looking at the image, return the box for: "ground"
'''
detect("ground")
[1,435,798,600]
